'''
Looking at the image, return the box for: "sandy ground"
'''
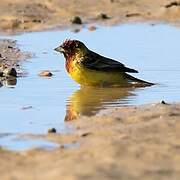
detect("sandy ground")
[0,0,180,33]
[1,102,180,180]
[1,0,180,179]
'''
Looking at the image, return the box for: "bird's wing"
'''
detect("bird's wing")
[80,50,138,73]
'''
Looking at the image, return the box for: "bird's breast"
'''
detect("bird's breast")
[65,58,74,73]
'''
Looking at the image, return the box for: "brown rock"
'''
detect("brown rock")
[126,13,140,17]
[48,128,56,133]
[88,26,97,31]
[165,1,180,8]
[3,67,17,77]
[70,16,82,24]
[39,70,53,77]
[97,13,110,20]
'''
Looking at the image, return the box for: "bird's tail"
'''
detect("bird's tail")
[125,74,154,87]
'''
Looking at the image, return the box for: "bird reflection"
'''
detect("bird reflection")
[0,77,17,88]
[65,87,137,121]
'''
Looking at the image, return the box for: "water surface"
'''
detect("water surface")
[0,24,180,149]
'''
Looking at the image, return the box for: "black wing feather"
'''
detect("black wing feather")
[81,50,138,73]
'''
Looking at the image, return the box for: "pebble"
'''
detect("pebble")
[0,71,3,77]
[165,1,180,8]
[3,67,17,77]
[161,100,167,105]
[126,13,140,17]
[32,19,42,23]
[71,16,82,24]
[48,128,57,134]
[81,132,92,137]
[88,26,97,31]
[39,70,53,77]
[97,13,110,20]
[7,45,13,49]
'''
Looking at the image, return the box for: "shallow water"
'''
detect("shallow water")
[0,24,180,150]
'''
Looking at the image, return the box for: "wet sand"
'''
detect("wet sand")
[1,0,180,179]
[0,0,180,33]
[1,102,180,179]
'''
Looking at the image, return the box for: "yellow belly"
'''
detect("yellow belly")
[68,63,128,87]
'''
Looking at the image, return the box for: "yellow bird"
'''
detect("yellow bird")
[55,39,153,87]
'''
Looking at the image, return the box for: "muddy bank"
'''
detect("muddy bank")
[1,0,180,33]
[1,102,180,180]
[0,39,30,64]
[0,39,31,86]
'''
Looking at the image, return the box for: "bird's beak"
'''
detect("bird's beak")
[54,46,65,53]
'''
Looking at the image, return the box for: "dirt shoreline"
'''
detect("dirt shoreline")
[0,39,31,86]
[0,0,180,34]
[1,0,180,179]
[1,102,180,179]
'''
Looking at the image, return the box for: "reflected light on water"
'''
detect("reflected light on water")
[65,87,136,121]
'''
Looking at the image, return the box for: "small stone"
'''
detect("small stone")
[32,19,42,23]
[161,100,166,105]
[48,128,56,133]
[97,13,110,20]
[7,46,13,49]
[70,16,82,24]
[39,70,53,77]
[81,132,92,137]
[165,1,180,8]
[3,68,17,77]
[0,71,3,77]
[125,13,140,17]
[60,145,65,149]
[88,26,97,31]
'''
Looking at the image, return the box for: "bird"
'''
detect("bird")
[54,39,153,87]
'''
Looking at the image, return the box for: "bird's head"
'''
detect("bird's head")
[54,39,88,59]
